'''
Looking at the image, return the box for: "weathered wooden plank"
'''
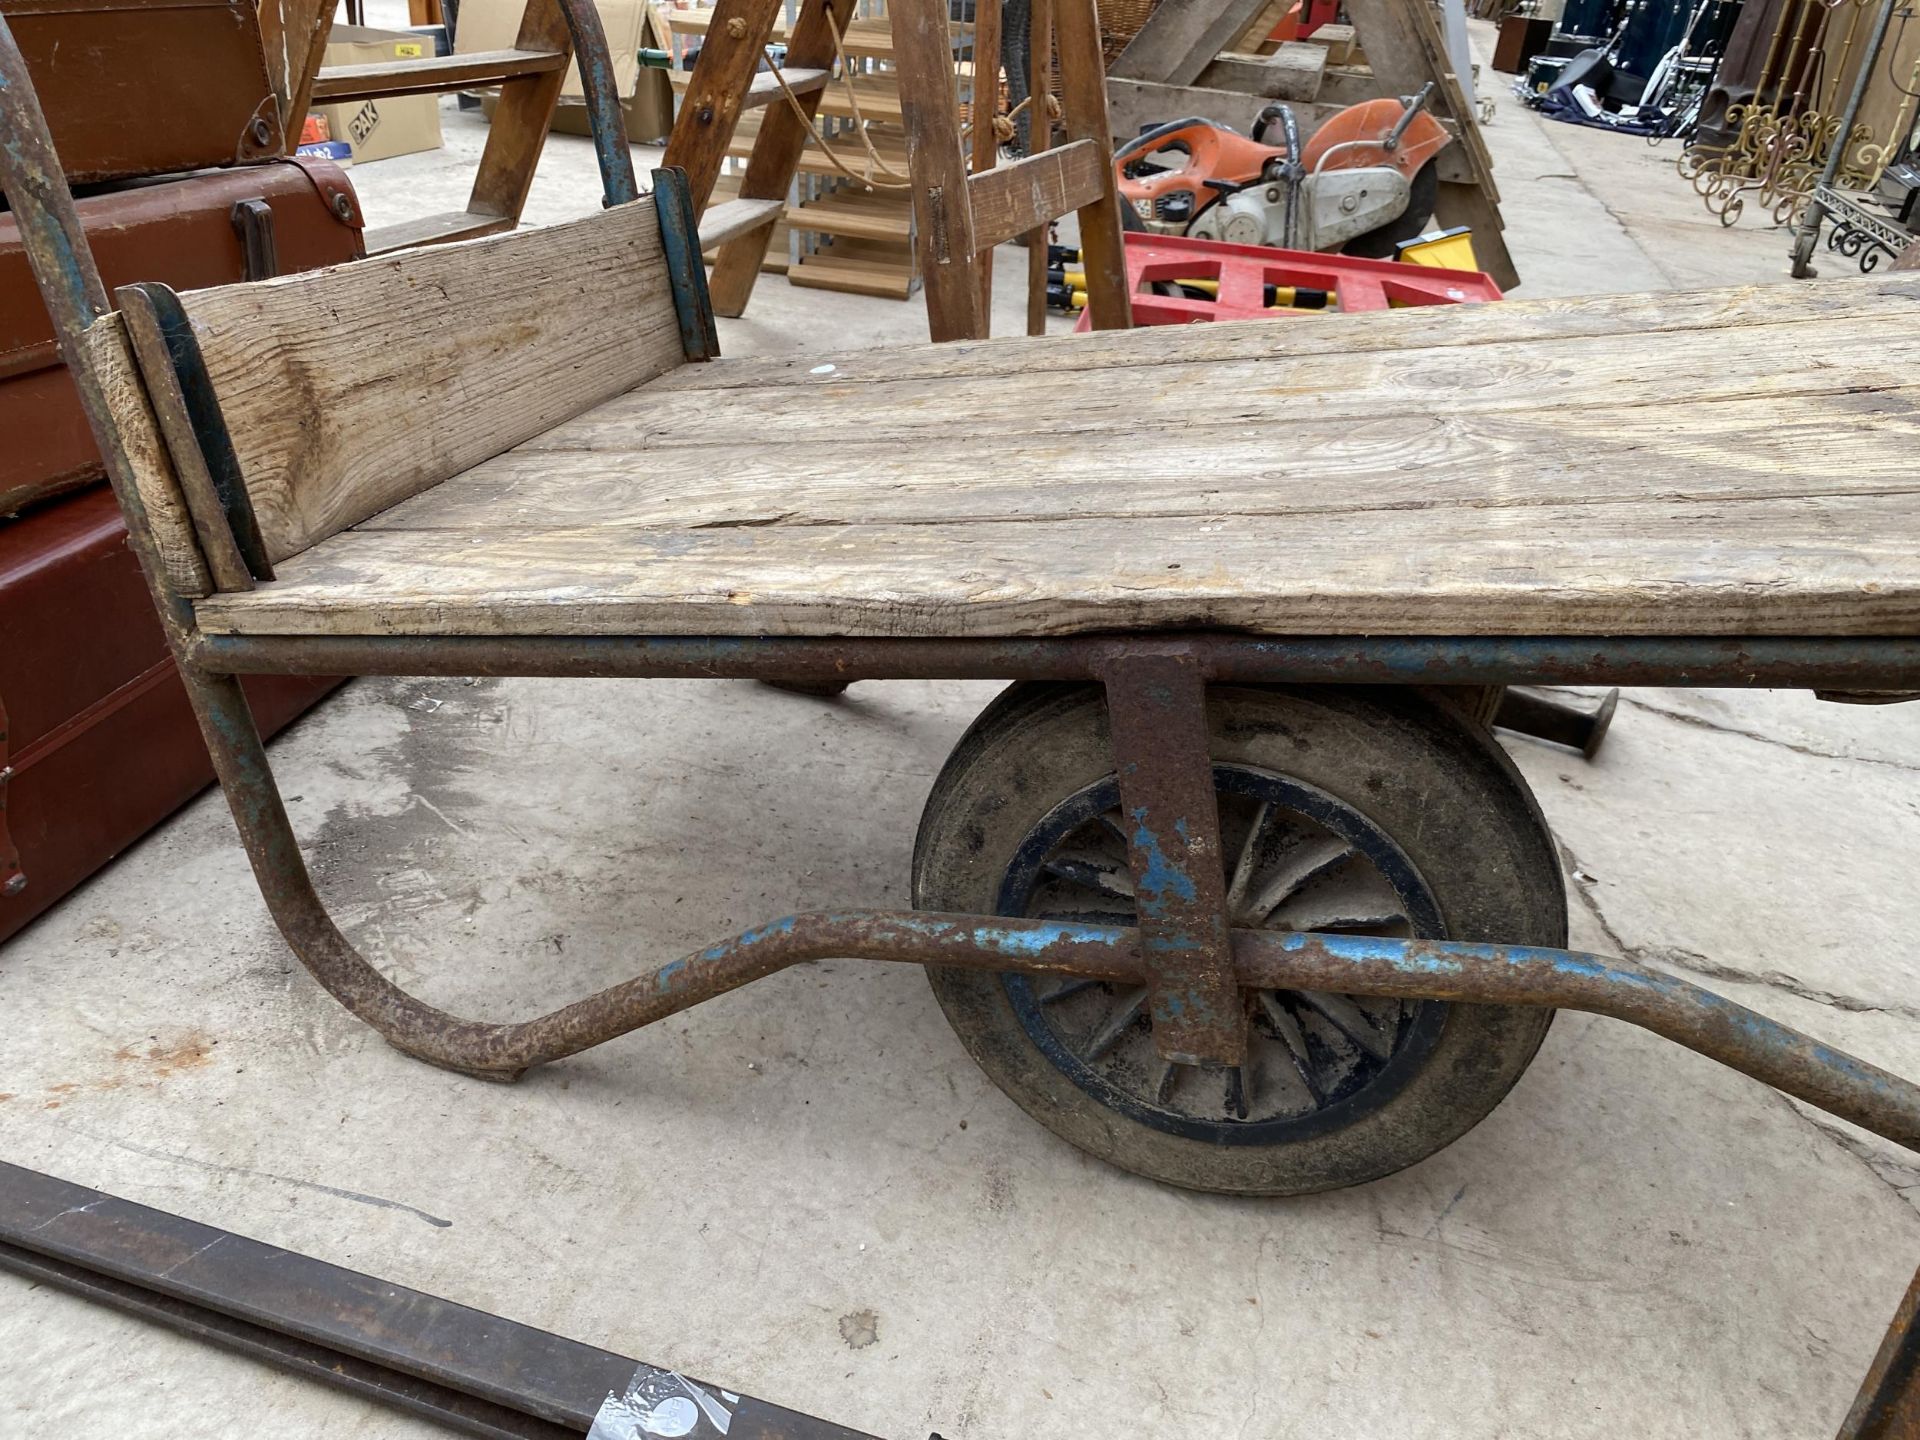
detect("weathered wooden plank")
[1434,178,1518,290]
[175,199,685,563]
[311,47,567,102]
[1026,0,1056,337]
[966,140,1110,249]
[356,387,1920,537]
[195,492,1920,639]
[1195,45,1328,101]
[698,196,785,248]
[1053,0,1133,332]
[648,274,1920,391]
[74,317,211,599]
[1229,0,1291,54]
[541,312,1920,447]
[1109,0,1278,86]
[968,0,1003,321]
[116,287,254,592]
[1106,76,1341,147]
[897,0,986,340]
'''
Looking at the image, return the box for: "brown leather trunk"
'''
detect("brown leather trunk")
[0,0,283,182]
[0,487,343,945]
[1,157,365,517]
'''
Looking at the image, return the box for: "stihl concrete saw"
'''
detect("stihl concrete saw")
[1114,84,1450,256]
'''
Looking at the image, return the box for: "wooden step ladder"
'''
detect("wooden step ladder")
[657,0,860,316]
[285,0,635,254]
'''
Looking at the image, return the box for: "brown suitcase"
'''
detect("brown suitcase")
[1,157,365,516]
[0,0,282,182]
[0,487,342,944]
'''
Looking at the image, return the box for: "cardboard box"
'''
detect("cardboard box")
[457,0,674,144]
[312,25,445,164]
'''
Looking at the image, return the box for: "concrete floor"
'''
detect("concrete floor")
[5,15,1918,1439]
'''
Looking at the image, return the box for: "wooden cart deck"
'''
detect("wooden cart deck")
[188,272,1920,641]
[79,189,1913,646]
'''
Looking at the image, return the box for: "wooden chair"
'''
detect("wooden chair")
[893,0,1134,339]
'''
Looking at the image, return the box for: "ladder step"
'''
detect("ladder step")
[671,66,830,111]
[697,197,785,249]
[313,48,566,102]
[363,209,514,255]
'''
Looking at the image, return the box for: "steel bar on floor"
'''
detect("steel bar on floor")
[0,1162,879,1440]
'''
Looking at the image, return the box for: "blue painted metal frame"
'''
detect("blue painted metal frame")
[650,165,722,361]
[1102,652,1245,1067]
[552,0,640,208]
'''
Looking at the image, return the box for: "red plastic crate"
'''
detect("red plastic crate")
[1077,230,1502,329]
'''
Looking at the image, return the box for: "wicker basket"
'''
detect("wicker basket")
[1097,0,1160,62]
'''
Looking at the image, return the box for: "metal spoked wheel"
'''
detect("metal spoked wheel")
[998,767,1448,1141]
[913,682,1568,1195]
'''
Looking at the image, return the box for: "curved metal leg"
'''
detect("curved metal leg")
[174,654,1920,1156]
[178,660,1148,1077]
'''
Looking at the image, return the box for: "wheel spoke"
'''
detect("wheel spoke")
[1257,991,1326,1105]
[1226,1065,1250,1120]
[1295,989,1395,1061]
[1281,906,1406,933]
[1027,899,1136,927]
[1239,836,1355,925]
[1040,977,1104,1005]
[1224,800,1276,916]
[1153,1059,1181,1105]
[1084,985,1150,1060]
[1043,851,1134,901]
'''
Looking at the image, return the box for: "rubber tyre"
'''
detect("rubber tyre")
[912,682,1566,1195]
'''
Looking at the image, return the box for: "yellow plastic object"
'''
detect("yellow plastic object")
[1395,226,1479,270]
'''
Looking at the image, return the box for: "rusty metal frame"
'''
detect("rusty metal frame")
[7,15,1920,1429]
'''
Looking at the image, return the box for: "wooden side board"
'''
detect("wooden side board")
[154,199,687,565]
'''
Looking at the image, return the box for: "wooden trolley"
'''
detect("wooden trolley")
[6,10,1920,1426]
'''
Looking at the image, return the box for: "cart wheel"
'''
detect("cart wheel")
[912,683,1566,1195]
